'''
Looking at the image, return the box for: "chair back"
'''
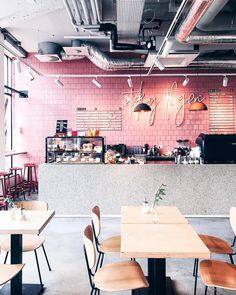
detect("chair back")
[230,207,236,235]
[83,225,96,270]
[91,206,101,238]
[16,201,48,211]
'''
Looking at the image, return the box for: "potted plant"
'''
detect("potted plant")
[152,184,167,222]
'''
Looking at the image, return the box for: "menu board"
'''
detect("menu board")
[56,120,68,134]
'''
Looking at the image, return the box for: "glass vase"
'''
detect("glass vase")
[152,201,158,223]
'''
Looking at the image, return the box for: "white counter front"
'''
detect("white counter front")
[38,164,236,215]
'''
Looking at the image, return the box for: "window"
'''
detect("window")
[4,55,13,169]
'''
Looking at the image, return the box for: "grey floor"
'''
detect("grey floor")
[0,217,235,295]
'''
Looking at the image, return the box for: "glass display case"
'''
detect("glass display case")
[45,136,105,164]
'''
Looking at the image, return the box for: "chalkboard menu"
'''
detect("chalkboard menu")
[56,120,68,134]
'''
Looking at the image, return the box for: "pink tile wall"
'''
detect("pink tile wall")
[13,55,236,166]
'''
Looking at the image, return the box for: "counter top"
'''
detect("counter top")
[39,163,236,215]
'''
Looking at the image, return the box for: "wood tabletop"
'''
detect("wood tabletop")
[121,206,188,224]
[0,210,55,235]
[121,223,210,259]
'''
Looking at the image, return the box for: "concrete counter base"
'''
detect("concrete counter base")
[39,164,236,215]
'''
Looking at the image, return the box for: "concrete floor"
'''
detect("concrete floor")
[0,217,235,295]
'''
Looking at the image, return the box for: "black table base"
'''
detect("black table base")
[0,284,44,295]
[132,277,175,295]
[132,258,175,295]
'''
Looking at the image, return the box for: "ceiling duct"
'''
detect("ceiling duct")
[176,0,236,44]
[99,23,144,51]
[175,0,214,43]
[69,40,145,70]
[35,42,65,62]
[116,0,145,43]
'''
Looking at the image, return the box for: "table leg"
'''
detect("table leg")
[11,234,23,295]
[132,258,174,295]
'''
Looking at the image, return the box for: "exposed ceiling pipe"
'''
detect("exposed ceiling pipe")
[80,0,91,25]
[196,14,236,31]
[99,23,144,51]
[90,0,98,24]
[72,0,83,25]
[196,0,229,31]
[72,40,144,70]
[175,0,214,43]
[187,34,236,44]
[94,0,102,23]
[63,0,80,31]
[176,0,236,44]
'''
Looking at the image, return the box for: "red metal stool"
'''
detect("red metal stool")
[23,163,38,195]
[0,172,11,198]
[9,167,25,199]
[0,172,12,210]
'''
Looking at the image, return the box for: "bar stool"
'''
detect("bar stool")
[23,163,38,195]
[9,167,25,199]
[0,172,11,198]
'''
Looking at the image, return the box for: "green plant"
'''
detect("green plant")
[153,184,167,208]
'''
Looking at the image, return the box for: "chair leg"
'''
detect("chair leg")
[231,236,236,247]
[34,250,43,288]
[204,286,208,295]
[214,287,217,295]
[229,254,234,265]
[193,258,197,276]
[41,244,52,271]
[95,252,101,272]
[193,259,199,295]
[4,252,9,264]
[99,253,104,268]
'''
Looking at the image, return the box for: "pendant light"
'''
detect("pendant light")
[189,101,208,111]
[134,102,151,112]
[189,73,207,111]
[133,77,151,112]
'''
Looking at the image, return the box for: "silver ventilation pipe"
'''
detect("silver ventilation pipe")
[94,0,102,23]
[63,0,80,30]
[191,60,236,69]
[176,0,236,44]
[187,34,236,44]
[80,0,91,25]
[175,0,214,43]
[72,0,83,25]
[90,0,98,24]
[196,0,229,31]
[72,40,144,70]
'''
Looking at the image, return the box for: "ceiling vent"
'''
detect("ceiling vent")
[35,42,64,62]
[144,52,199,68]
[62,39,89,60]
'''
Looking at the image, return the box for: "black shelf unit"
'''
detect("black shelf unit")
[45,136,105,164]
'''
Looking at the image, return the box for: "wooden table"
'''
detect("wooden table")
[120,206,210,295]
[121,206,188,224]
[0,210,55,295]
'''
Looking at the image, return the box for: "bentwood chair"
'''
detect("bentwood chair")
[0,264,25,286]
[83,225,148,295]
[193,207,236,295]
[91,206,121,269]
[1,201,51,288]
[199,260,236,295]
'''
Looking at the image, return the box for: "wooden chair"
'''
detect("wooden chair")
[91,206,121,270]
[199,260,236,295]
[193,207,236,295]
[0,264,25,286]
[1,201,51,288]
[83,225,148,294]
